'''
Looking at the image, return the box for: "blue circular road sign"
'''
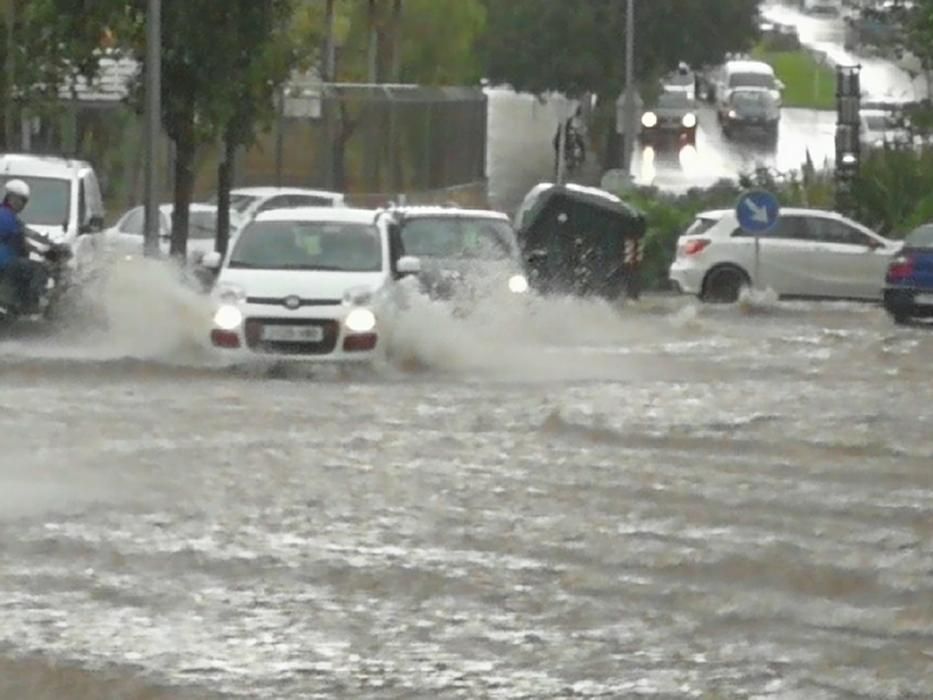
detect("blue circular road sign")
[736,190,780,234]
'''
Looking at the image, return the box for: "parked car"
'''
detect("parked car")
[640,88,698,147]
[669,208,896,303]
[859,109,911,149]
[883,223,933,323]
[103,203,245,266]
[720,88,781,140]
[801,0,841,16]
[211,187,347,226]
[385,206,528,307]
[203,207,419,364]
[0,153,106,270]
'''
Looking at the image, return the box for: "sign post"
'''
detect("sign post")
[735,190,780,289]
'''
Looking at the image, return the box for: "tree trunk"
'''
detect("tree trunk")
[215,132,235,257]
[170,123,195,259]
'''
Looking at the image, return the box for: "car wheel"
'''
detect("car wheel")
[702,265,748,304]
[892,313,912,326]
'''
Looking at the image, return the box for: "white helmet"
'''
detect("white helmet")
[4,179,30,200]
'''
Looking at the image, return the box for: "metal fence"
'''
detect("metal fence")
[11,82,489,218]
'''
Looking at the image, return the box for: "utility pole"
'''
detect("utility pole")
[324,0,336,82]
[143,0,162,257]
[620,0,637,173]
[4,0,15,149]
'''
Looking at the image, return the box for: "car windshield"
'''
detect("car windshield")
[0,176,70,227]
[905,224,933,247]
[400,217,514,260]
[731,91,774,108]
[863,113,894,130]
[658,91,691,108]
[729,72,775,89]
[229,220,382,271]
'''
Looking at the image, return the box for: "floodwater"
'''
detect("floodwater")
[0,261,931,699]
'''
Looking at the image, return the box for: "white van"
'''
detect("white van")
[714,60,784,120]
[0,153,106,268]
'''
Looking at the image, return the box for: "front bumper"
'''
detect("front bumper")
[640,125,696,145]
[209,304,382,363]
[668,260,705,296]
[883,287,933,319]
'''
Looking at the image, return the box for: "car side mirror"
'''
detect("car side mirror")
[201,251,222,270]
[776,79,785,91]
[396,255,421,276]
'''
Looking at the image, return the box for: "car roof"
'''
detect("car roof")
[253,206,376,225]
[725,60,775,75]
[230,186,344,199]
[389,205,510,222]
[0,153,93,178]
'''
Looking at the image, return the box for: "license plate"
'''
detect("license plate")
[261,325,324,342]
[915,293,933,305]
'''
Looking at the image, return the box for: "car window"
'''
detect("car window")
[189,211,218,239]
[0,176,71,227]
[120,207,145,235]
[728,72,775,90]
[229,220,382,271]
[731,215,806,239]
[805,217,871,245]
[400,217,513,260]
[257,196,292,213]
[288,195,335,208]
[905,224,933,247]
[684,216,719,237]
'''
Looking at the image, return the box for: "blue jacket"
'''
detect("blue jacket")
[0,204,26,269]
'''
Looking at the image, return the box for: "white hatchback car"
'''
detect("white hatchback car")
[669,208,897,302]
[203,207,419,364]
[214,187,347,225]
[103,203,245,266]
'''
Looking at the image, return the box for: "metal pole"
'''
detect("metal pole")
[143,0,161,257]
[754,234,761,289]
[556,111,567,184]
[621,0,637,173]
[4,0,14,149]
[324,0,336,81]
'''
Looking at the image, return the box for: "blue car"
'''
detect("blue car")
[883,223,933,324]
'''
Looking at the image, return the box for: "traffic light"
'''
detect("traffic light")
[835,65,861,212]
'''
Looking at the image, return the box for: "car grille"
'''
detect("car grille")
[246,296,341,308]
[244,318,339,355]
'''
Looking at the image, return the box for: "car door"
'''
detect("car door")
[802,216,889,300]
[743,215,821,296]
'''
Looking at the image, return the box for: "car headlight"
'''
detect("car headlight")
[345,307,376,333]
[213,304,243,331]
[641,112,658,128]
[215,284,246,304]
[342,286,373,306]
[682,112,696,128]
[508,274,529,294]
[728,109,738,119]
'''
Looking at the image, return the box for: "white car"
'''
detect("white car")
[860,109,910,149]
[801,0,840,15]
[213,187,347,226]
[669,208,897,302]
[204,207,419,364]
[0,153,106,270]
[713,60,784,119]
[103,203,245,266]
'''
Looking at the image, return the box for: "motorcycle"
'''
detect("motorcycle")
[0,234,74,325]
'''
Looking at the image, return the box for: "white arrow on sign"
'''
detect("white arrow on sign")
[744,198,770,224]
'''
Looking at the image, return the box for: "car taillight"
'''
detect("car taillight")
[886,255,914,282]
[682,238,711,256]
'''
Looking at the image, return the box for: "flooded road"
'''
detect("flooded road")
[1,272,931,699]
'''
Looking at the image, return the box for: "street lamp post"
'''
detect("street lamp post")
[620,0,637,173]
[143,0,161,257]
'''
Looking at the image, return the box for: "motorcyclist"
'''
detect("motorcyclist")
[553,108,587,168]
[0,179,48,313]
